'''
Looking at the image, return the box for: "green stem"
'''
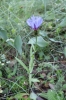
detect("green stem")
[29,73,32,89]
[36,35,37,45]
[34,30,38,50]
[29,46,34,90]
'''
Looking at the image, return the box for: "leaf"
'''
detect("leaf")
[0,29,7,40]
[59,17,66,27]
[9,93,29,99]
[31,78,40,83]
[14,35,22,55]
[49,38,62,43]
[39,92,47,99]
[28,36,48,47]
[6,38,14,47]
[14,93,29,99]
[47,90,56,100]
[30,92,37,100]
[39,31,48,37]
[15,57,29,72]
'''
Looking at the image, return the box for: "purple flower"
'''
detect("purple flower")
[26,15,43,30]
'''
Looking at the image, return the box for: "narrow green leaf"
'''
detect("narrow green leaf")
[14,93,29,99]
[9,93,29,99]
[49,38,62,43]
[15,57,29,72]
[31,78,40,83]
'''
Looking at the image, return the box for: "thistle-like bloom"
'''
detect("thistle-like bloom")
[26,15,43,30]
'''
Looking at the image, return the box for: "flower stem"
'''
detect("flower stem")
[34,30,38,49]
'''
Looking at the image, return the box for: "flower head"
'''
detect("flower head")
[26,15,43,30]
